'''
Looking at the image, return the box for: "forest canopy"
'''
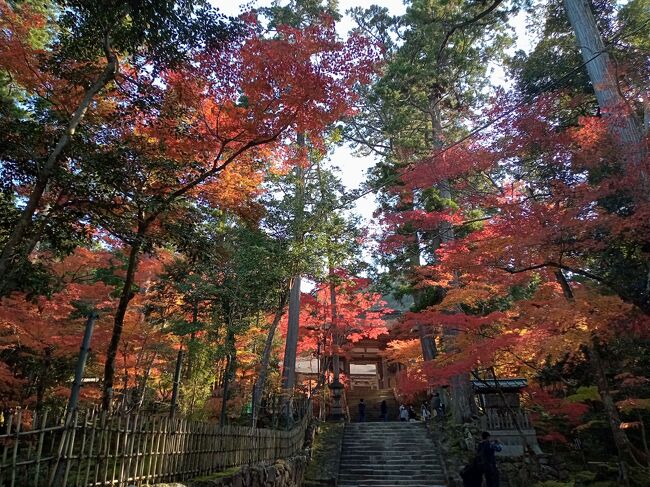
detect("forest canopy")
[0,0,649,485]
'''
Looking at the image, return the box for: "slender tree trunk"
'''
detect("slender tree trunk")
[555,270,635,484]
[281,276,301,392]
[186,300,199,380]
[220,330,236,427]
[252,288,290,426]
[0,39,118,290]
[101,225,145,411]
[563,0,646,170]
[35,347,53,414]
[170,349,184,419]
[136,352,156,410]
[589,340,633,486]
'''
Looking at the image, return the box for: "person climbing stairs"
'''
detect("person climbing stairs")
[345,387,399,421]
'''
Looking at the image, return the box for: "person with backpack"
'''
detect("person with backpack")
[475,431,502,487]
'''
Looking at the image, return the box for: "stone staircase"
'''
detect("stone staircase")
[338,422,447,487]
[346,387,399,421]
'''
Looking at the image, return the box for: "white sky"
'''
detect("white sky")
[215,0,533,224]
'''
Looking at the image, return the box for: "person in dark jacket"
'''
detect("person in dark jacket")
[476,431,502,487]
[432,392,444,419]
[358,399,366,422]
[460,461,483,487]
[380,399,388,421]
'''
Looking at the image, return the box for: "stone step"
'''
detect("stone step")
[339,468,444,475]
[338,480,446,487]
[340,458,441,465]
[339,476,446,483]
[341,452,440,456]
[343,440,432,444]
[336,464,442,473]
[342,439,435,445]
[338,420,446,487]
[340,462,441,467]
[339,484,446,487]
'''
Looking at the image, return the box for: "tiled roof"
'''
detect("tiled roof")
[471,378,528,391]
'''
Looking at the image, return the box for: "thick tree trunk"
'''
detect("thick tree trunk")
[449,374,474,423]
[418,321,437,360]
[101,227,144,411]
[252,288,289,426]
[329,267,342,383]
[281,140,305,396]
[563,0,645,168]
[281,276,301,392]
[0,40,118,291]
[408,234,438,360]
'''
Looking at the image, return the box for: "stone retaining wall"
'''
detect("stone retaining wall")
[149,455,308,487]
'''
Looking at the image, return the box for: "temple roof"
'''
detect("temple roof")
[471,378,528,392]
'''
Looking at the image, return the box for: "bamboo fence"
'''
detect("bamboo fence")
[482,408,532,430]
[0,401,311,487]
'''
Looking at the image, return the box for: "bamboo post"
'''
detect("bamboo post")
[147,417,156,483]
[61,411,78,487]
[134,414,148,483]
[100,414,113,487]
[34,409,49,486]
[83,410,97,487]
[49,312,97,487]
[125,413,139,484]
[0,412,13,486]
[74,409,88,487]
[110,414,122,485]
[118,414,130,485]
[10,410,22,487]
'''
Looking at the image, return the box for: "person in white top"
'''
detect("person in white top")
[421,403,431,421]
[399,404,409,422]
